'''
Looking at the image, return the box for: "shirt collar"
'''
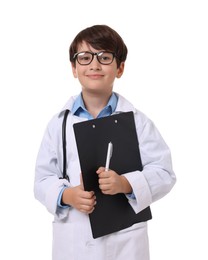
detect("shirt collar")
[71,93,86,115]
[71,92,118,115]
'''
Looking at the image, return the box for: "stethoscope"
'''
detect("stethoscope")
[60,109,70,181]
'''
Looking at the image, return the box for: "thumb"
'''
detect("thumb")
[80,173,84,190]
[96,166,105,174]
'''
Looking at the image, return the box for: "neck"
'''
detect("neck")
[82,91,112,118]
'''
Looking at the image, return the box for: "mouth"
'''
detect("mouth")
[86,74,104,79]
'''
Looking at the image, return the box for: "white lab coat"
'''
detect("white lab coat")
[34,93,176,260]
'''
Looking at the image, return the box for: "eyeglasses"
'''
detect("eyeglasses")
[73,51,116,65]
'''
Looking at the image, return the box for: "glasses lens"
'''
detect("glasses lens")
[97,52,114,64]
[76,52,93,65]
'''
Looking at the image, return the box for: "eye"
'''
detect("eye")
[102,56,111,61]
[98,52,113,64]
[78,53,91,62]
[100,53,112,61]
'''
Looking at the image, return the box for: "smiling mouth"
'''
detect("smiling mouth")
[87,74,104,79]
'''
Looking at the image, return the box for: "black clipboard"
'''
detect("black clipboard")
[73,112,152,238]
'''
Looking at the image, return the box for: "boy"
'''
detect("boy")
[34,25,176,260]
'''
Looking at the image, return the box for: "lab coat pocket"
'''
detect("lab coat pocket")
[52,222,74,260]
[119,222,149,246]
[113,222,149,260]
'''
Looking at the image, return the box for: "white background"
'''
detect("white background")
[0,0,207,259]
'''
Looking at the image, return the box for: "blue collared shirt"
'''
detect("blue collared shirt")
[71,92,118,119]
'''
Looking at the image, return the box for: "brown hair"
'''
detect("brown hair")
[69,25,128,68]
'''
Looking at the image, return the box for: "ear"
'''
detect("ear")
[116,62,125,78]
[71,62,78,78]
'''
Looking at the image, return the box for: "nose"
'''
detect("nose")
[90,55,102,70]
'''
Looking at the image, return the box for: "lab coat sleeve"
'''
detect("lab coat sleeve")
[34,118,71,219]
[123,113,176,213]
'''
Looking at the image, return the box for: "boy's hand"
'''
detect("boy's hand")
[96,167,132,195]
[62,175,96,214]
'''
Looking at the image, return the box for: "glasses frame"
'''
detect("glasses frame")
[73,51,116,65]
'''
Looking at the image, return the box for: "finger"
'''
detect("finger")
[98,171,111,179]
[80,205,95,214]
[80,198,97,213]
[96,167,105,174]
[81,198,96,207]
[81,189,96,201]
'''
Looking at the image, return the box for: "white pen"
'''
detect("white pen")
[105,142,113,171]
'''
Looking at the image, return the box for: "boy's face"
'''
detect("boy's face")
[71,41,124,96]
